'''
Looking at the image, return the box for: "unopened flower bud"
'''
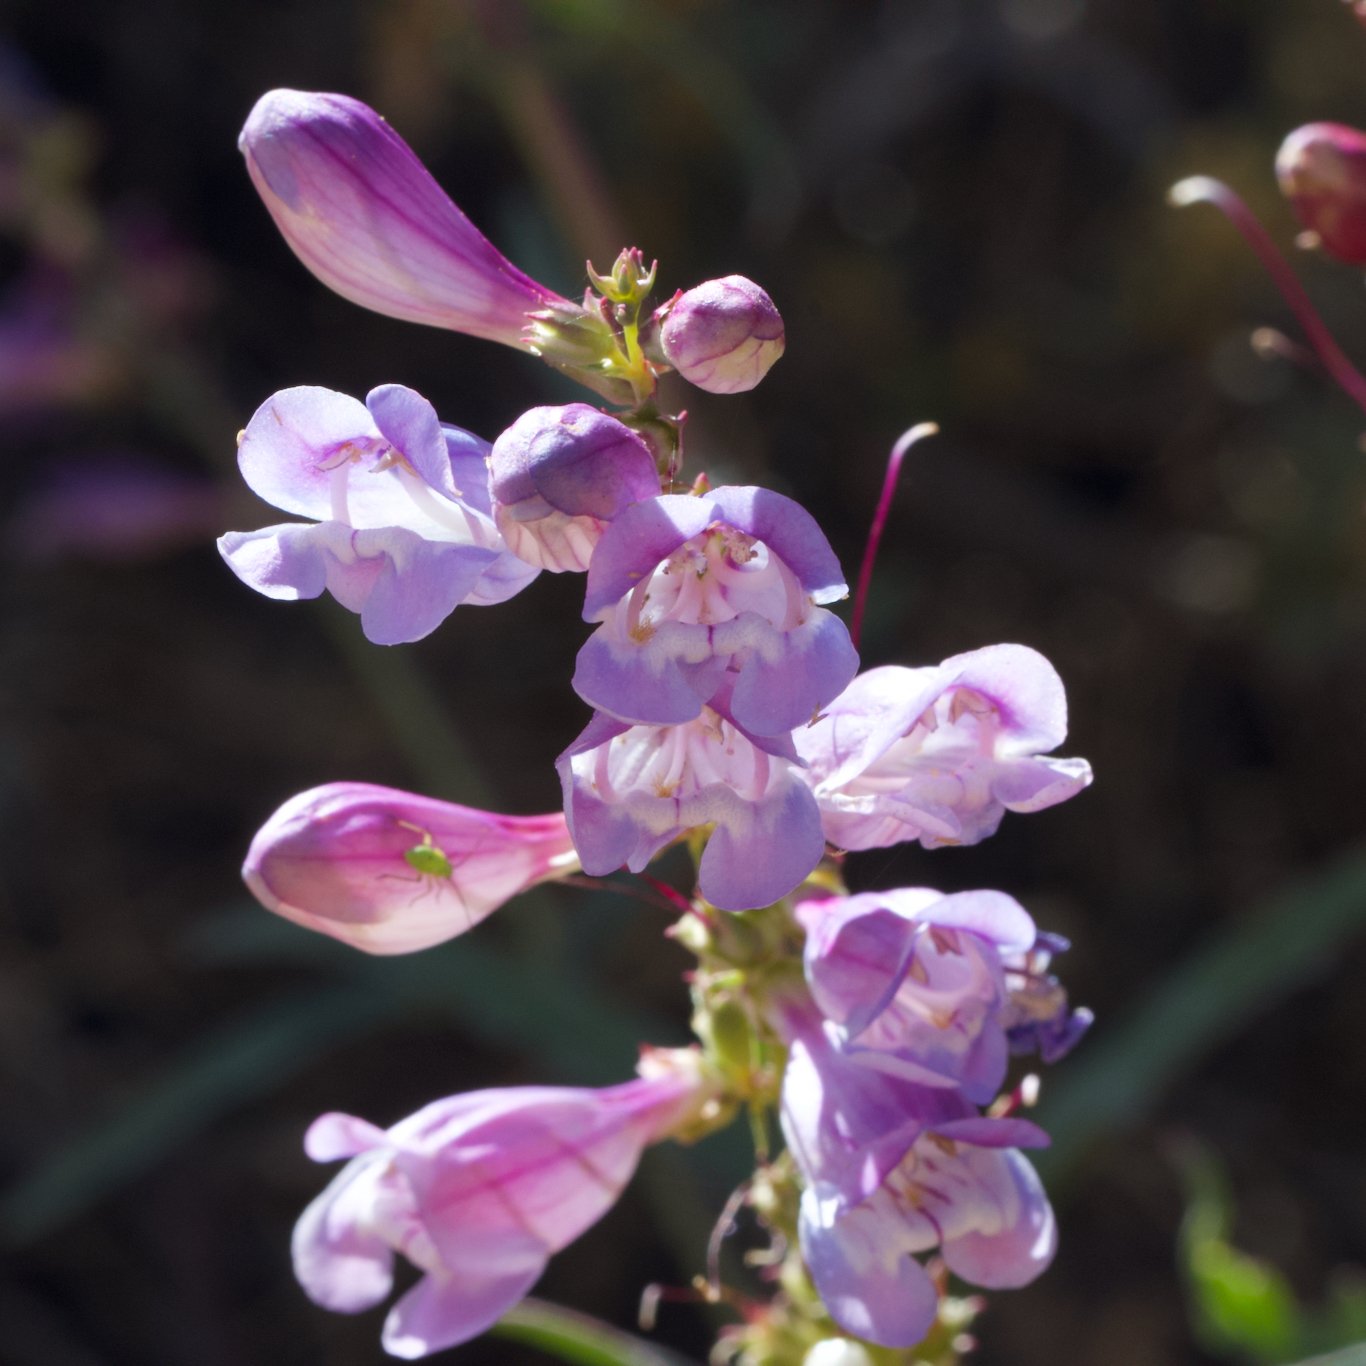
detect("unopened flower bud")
[240,89,573,344]
[488,403,660,572]
[1276,122,1366,265]
[243,782,580,953]
[657,275,785,393]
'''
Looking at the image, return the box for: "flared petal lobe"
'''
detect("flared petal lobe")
[240,89,570,342]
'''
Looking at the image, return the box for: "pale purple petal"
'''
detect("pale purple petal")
[236,386,377,522]
[305,1112,388,1161]
[697,775,824,911]
[940,643,1070,752]
[799,1188,940,1350]
[219,521,335,601]
[366,383,459,498]
[724,608,859,736]
[292,1156,398,1313]
[940,1150,1057,1289]
[382,1264,544,1359]
[353,527,498,644]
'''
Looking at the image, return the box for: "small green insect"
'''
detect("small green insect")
[378,820,463,908]
[402,829,454,879]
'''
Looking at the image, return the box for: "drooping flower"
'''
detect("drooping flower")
[775,999,1054,1350]
[796,888,1037,1104]
[218,383,537,644]
[797,1125,1055,1349]
[487,404,661,572]
[1276,122,1366,266]
[794,644,1091,851]
[240,89,572,345]
[243,783,581,954]
[574,486,858,736]
[557,687,825,911]
[293,1049,715,1359]
[654,275,786,394]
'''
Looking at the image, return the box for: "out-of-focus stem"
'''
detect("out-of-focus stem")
[849,423,938,652]
[1169,175,1366,416]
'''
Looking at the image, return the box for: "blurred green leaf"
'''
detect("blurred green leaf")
[1035,844,1366,1181]
[493,1297,700,1366]
[1177,1141,1300,1362]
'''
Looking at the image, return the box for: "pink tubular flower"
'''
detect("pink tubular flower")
[293,1049,714,1358]
[793,644,1092,851]
[243,783,581,954]
[1276,122,1366,266]
[240,89,572,344]
[656,275,786,394]
[488,404,661,572]
[557,693,825,911]
[574,486,858,736]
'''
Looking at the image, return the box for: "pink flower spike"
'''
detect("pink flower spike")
[849,423,938,651]
[292,1052,715,1358]
[243,783,581,954]
[1169,175,1366,416]
[240,89,573,346]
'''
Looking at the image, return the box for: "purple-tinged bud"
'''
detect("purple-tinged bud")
[243,783,581,954]
[656,275,785,394]
[488,404,660,572]
[239,89,573,345]
[1276,122,1366,265]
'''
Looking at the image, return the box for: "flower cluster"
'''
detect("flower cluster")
[226,87,1093,1363]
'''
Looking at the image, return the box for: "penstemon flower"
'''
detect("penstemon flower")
[218,383,536,643]
[243,783,581,954]
[557,688,825,911]
[794,644,1092,851]
[573,486,859,736]
[225,83,1094,1365]
[293,1048,718,1358]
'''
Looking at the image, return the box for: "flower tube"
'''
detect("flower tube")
[240,89,573,344]
[244,783,580,953]
[293,1048,715,1358]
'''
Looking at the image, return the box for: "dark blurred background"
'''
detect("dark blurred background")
[4,1,1366,1362]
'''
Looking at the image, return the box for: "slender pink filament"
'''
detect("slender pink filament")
[850,423,939,651]
[1169,176,1366,415]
